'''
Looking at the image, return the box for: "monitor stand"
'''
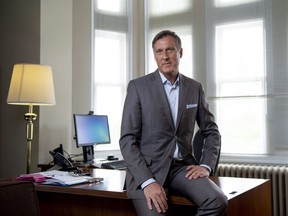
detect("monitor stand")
[82,146,94,163]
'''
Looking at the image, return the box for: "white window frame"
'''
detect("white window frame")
[92,0,132,151]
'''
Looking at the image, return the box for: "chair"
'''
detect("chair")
[192,129,221,176]
[0,181,40,216]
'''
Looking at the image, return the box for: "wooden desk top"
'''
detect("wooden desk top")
[34,169,270,202]
[1,169,271,216]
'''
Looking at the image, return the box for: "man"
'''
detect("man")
[119,30,227,216]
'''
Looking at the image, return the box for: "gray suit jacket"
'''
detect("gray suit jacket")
[119,71,221,199]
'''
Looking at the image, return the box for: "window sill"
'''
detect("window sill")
[94,149,124,161]
[220,153,288,166]
[94,149,288,166]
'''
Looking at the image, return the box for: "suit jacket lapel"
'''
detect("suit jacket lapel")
[149,71,175,130]
[175,74,189,132]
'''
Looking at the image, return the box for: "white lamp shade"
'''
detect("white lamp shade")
[7,64,56,105]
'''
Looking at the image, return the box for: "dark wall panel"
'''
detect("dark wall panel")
[0,0,40,178]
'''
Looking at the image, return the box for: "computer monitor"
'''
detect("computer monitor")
[73,114,111,163]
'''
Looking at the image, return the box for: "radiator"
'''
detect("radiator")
[216,163,288,216]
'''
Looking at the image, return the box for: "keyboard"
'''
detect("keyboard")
[101,160,127,170]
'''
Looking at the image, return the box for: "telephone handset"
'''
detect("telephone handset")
[49,151,73,170]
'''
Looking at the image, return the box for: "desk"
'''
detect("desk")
[35,169,271,216]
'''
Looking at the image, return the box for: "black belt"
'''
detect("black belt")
[171,159,186,165]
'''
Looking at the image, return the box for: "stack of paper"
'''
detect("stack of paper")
[17,170,97,186]
[39,170,93,186]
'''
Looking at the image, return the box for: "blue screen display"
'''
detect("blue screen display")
[73,114,111,147]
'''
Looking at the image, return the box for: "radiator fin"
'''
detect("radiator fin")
[217,164,288,216]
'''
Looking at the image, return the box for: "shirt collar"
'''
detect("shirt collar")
[159,71,179,85]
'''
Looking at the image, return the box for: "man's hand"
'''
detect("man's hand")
[185,165,209,180]
[143,182,168,213]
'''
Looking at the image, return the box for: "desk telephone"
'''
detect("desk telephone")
[49,149,127,171]
[49,150,74,170]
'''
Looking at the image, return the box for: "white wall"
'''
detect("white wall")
[39,0,92,163]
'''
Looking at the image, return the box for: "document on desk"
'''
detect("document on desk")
[39,170,95,186]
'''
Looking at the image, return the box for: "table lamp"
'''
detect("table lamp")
[7,64,56,173]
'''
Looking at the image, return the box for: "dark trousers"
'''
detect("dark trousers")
[132,163,228,216]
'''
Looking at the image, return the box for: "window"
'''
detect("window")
[149,0,191,17]
[205,0,288,157]
[93,0,130,150]
[96,0,126,13]
[214,20,267,154]
[146,0,193,78]
[90,0,288,163]
[215,20,265,97]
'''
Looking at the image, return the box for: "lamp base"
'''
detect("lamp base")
[24,109,37,174]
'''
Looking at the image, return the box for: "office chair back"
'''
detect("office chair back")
[192,129,221,176]
[0,181,40,216]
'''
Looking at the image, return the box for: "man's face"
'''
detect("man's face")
[153,36,183,77]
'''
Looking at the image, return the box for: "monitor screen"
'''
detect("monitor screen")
[73,114,111,148]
